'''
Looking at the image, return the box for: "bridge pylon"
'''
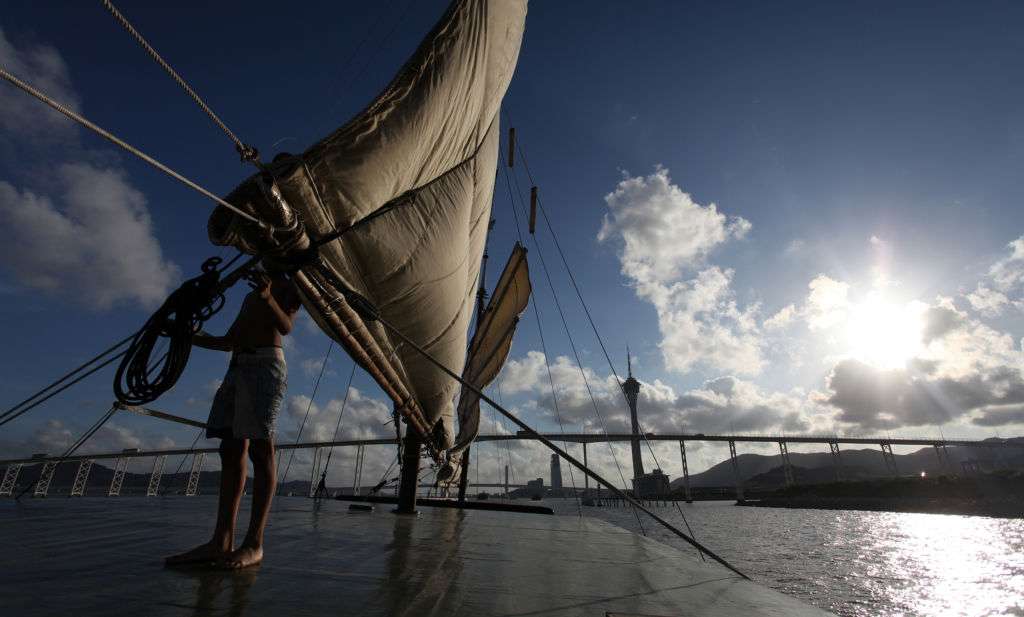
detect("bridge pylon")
[1,464,23,496]
[880,442,898,477]
[146,455,167,497]
[186,453,206,496]
[933,443,954,476]
[828,441,842,481]
[71,459,94,496]
[678,441,692,502]
[109,456,131,496]
[34,461,58,497]
[778,441,795,487]
[728,440,744,500]
[308,447,326,497]
[352,444,365,496]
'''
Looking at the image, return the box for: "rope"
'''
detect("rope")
[0,337,133,428]
[313,362,357,499]
[370,311,749,580]
[0,66,271,230]
[278,341,334,494]
[511,124,706,553]
[100,0,260,165]
[16,404,118,500]
[114,255,259,405]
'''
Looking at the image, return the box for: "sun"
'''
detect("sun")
[844,294,925,369]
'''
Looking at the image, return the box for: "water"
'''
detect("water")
[548,499,1024,616]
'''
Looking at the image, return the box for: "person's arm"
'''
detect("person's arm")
[256,276,300,335]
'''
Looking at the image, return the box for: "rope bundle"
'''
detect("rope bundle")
[113,257,230,405]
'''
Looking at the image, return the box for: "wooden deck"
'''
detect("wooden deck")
[0,496,831,616]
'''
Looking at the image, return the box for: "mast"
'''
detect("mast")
[457,218,495,502]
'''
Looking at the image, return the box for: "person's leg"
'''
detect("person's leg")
[222,437,275,569]
[166,438,248,564]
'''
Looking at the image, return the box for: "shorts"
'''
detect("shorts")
[207,347,287,440]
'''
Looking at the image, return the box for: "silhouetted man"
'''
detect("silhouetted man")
[166,268,301,569]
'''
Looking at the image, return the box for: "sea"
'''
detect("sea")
[547,498,1024,616]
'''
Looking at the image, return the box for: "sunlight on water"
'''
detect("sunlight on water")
[549,499,1024,616]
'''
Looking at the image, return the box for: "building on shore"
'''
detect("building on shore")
[633,468,671,497]
[550,454,563,490]
[526,478,544,499]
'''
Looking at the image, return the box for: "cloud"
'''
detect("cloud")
[783,238,805,256]
[499,351,815,436]
[598,167,762,375]
[805,275,850,330]
[16,418,176,458]
[819,298,1024,429]
[967,286,1010,317]
[0,27,80,144]
[0,163,180,309]
[965,236,1024,317]
[764,303,797,331]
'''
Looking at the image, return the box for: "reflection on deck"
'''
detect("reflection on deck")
[0,496,831,616]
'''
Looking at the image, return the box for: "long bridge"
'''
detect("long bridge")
[2,423,1019,501]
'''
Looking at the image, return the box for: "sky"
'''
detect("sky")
[1,1,1023,489]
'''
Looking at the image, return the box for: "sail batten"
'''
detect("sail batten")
[207,0,528,458]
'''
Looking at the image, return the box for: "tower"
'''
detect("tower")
[550,454,563,490]
[622,349,644,481]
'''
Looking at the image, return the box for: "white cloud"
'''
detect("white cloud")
[598,167,762,375]
[805,275,850,330]
[20,418,175,457]
[965,236,1024,317]
[783,238,805,256]
[0,27,80,143]
[0,31,180,310]
[967,285,1010,317]
[0,164,180,309]
[763,303,797,331]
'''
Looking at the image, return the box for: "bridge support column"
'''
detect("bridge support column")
[396,432,422,514]
[109,456,130,496]
[34,461,58,497]
[933,443,954,476]
[504,465,509,499]
[186,453,206,496]
[146,455,167,496]
[583,443,589,493]
[880,442,898,477]
[352,444,365,496]
[728,440,744,501]
[678,441,692,502]
[828,441,842,481]
[71,459,94,496]
[1,464,23,496]
[778,442,795,487]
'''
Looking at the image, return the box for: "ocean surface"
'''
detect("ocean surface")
[546,498,1024,616]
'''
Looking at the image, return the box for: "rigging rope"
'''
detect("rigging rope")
[0,66,271,230]
[100,0,261,165]
[510,124,705,553]
[313,362,357,499]
[368,310,749,579]
[278,341,334,495]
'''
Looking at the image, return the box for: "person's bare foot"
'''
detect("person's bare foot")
[165,541,230,566]
[219,545,263,570]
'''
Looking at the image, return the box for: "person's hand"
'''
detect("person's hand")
[247,271,272,299]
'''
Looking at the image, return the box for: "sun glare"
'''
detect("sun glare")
[844,295,924,369]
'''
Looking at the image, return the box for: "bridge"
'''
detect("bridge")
[2,424,1019,501]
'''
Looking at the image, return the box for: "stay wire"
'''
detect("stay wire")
[314,362,358,497]
[100,0,261,165]
[502,147,642,531]
[0,66,270,229]
[371,311,749,579]
[511,124,702,551]
[279,341,334,494]
[161,428,205,497]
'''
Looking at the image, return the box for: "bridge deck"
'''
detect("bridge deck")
[0,496,830,616]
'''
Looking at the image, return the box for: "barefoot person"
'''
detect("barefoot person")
[166,268,301,569]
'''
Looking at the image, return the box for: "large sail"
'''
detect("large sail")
[451,243,531,455]
[206,0,528,458]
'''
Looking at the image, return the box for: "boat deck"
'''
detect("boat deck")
[1,496,830,616]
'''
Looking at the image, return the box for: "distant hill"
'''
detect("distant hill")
[672,439,1024,490]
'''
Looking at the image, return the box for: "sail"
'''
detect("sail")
[451,243,531,455]
[206,0,528,456]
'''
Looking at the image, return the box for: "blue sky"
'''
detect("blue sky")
[1,1,1023,485]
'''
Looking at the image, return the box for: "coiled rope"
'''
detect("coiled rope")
[99,0,262,166]
[114,255,258,406]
